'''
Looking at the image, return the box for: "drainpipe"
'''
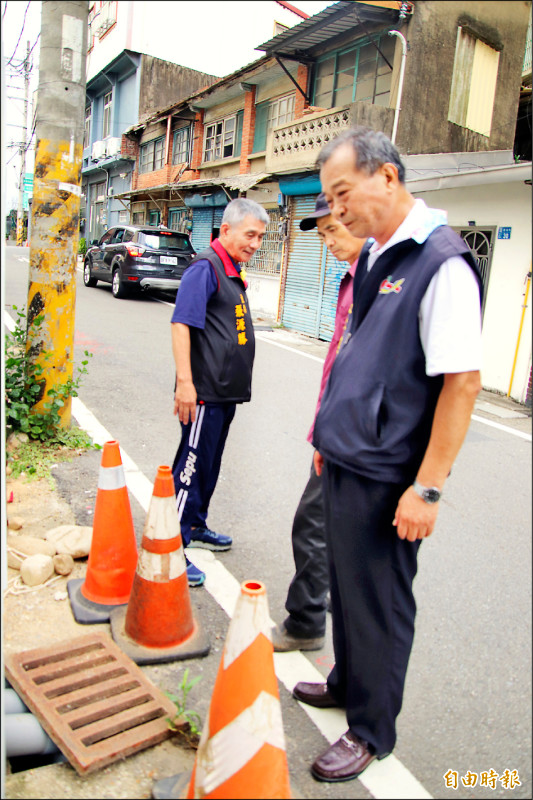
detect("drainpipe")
[388,30,407,145]
[5,714,60,758]
[507,269,531,397]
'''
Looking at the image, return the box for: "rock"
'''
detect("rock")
[53,553,74,576]
[20,554,55,586]
[6,465,13,476]
[6,432,29,453]
[7,533,56,559]
[45,525,93,558]
[7,517,24,531]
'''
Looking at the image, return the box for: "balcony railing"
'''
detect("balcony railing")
[265,106,351,173]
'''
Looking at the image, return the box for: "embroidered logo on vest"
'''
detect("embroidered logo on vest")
[379,276,405,295]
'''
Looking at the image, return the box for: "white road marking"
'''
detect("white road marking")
[470,414,531,442]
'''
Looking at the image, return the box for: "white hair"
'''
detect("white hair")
[222,198,269,227]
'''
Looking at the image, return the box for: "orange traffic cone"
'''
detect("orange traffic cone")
[153,580,291,799]
[67,440,138,624]
[110,465,209,664]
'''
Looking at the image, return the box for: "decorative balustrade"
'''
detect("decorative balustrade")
[266,106,351,172]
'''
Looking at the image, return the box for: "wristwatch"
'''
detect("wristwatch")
[412,479,442,504]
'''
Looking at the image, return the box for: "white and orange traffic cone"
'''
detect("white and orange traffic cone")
[110,465,209,664]
[68,440,138,623]
[153,580,291,799]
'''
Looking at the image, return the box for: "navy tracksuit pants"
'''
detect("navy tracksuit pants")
[172,403,236,548]
[322,460,421,756]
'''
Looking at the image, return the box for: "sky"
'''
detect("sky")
[1,0,336,211]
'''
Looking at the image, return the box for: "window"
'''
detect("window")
[172,126,191,165]
[313,34,395,109]
[84,106,91,149]
[132,211,144,225]
[102,90,112,139]
[148,210,161,226]
[140,137,165,173]
[88,3,96,50]
[96,1,117,38]
[448,27,500,137]
[118,210,129,223]
[253,94,295,152]
[204,116,238,161]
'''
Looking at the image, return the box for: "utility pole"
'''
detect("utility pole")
[27,1,89,426]
[16,41,31,247]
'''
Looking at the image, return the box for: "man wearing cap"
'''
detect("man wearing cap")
[292,127,483,783]
[271,193,366,652]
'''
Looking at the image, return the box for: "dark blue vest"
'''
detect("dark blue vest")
[189,246,255,404]
[312,225,482,483]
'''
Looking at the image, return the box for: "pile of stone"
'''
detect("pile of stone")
[7,525,93,587]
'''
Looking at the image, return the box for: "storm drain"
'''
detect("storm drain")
[4,632,181,775]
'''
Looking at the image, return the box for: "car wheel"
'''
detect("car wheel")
[83,259,97,287]
[112,267,128,298]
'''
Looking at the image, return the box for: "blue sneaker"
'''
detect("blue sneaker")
[185,557,205,587]
[188,526,232,551]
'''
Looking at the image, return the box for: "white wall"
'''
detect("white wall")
[246,272,282,319]
[86,0,313,82]
[414,181,532,403]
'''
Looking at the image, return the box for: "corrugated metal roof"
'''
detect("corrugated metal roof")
[256,1,402,58]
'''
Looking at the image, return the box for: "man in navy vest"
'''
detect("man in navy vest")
[171,198,268,587]
[292,127,483,783]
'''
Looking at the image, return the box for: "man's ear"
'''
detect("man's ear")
[381,162,399,189]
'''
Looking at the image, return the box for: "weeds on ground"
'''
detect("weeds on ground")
[5,305,99,484]
[165,669,203,749]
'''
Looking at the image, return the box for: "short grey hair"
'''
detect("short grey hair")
[222,198,269,227]
[316,127,406,184]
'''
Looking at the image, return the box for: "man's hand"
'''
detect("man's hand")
[174,378,197,424]
[393,486,439,541]
[314,450,324,477]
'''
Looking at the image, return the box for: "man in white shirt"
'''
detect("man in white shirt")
[292,127,483,783]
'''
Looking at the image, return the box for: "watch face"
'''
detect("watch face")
[425,488,441,503]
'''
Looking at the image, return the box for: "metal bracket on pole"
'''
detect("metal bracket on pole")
[274,56,309,103]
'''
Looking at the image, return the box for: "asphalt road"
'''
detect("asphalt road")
[3,245,532,799]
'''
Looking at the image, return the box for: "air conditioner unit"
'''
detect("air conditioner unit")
[106,137,121,157]
[91,140,106,160]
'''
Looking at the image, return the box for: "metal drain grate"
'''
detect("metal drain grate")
[5,632,181,775]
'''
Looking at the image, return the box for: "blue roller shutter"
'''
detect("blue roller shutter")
[282,196,325,337]
[282,196,349,341]
[191,207,213,251]
[213,206,225,228]
[319,250,350,340]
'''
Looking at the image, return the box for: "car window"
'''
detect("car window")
[113,229,125,244]
[137,230,193,251]
[100,229,115,245]
[123,229,134,242]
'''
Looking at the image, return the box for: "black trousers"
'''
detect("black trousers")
[284,461,329,638]
[322,460,421,756]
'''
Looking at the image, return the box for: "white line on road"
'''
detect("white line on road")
[471,414,531,442]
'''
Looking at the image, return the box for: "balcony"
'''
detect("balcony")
[265,106,351,173]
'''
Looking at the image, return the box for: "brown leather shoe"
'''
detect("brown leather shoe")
[292,681,340,708]
[311,730,386,782]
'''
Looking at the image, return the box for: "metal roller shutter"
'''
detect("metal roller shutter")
[191,208,213,252]
[282,196,325,337]
[282,196,349,341]
[213,207,225,228]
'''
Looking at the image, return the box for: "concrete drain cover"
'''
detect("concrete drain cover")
[5,632,182,775]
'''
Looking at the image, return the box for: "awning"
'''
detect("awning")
[115,172,271,202]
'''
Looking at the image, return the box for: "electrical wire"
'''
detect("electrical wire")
[5,0,31,66]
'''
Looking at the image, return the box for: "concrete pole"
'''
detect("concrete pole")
[27,1,88,426]
[16,41,30,246]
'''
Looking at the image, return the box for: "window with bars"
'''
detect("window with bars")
[140,137,165,173]
[313,34,395,109]
[204,116,239,161]
[172,126,191,164]
[102,91,113,138]
[246,209,285,275]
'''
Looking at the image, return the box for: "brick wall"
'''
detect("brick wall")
[294,64,309,118]
[239,87,257,174]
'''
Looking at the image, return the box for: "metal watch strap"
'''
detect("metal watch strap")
[412,479,442,503]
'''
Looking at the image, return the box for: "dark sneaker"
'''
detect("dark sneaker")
[271,623,325,652]
[188,526,232,551]
[185,556,205,587]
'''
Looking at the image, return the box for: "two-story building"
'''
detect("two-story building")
[115,0,532,403]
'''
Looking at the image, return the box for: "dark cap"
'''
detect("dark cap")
[299,192,331,231]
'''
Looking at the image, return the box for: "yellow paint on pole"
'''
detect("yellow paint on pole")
[27,136,83,426]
